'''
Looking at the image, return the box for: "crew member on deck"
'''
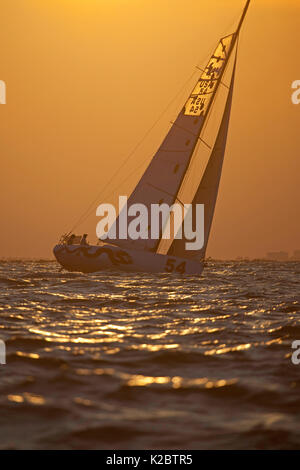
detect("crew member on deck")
[67,234,76,245]
[80,234,88,245]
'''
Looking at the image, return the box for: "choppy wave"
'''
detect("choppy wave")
[0,260,299,449]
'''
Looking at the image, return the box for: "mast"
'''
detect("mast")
[167,2,251,261]
[236,0,251,37]
[159,1,250,252]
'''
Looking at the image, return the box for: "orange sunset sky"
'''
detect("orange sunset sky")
[1,0,299,259]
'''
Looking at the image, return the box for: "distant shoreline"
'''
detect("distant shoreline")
[1,258,299,263]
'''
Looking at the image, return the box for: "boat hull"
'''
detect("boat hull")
[53,243,204,275]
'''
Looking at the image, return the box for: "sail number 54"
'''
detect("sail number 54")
[165,258,186,274]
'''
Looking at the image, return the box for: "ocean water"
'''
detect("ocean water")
[0,259,299,450]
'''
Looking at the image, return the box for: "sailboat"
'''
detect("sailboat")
[54,1,250,275]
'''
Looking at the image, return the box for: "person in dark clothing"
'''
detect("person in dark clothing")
[80,234,88,245]
[67,234,76,245]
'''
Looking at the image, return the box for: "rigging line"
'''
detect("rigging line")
[76,155,154,232]
[199,137,212,150]
[193,8,241,75]
[219,9,242,39]
[67,69,200,234]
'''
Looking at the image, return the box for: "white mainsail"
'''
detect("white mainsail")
[168,56,237,261]
[105,34,235,252]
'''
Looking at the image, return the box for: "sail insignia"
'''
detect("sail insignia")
[184,34,234,117]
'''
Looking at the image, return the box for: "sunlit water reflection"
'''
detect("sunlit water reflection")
[0,260,299,449]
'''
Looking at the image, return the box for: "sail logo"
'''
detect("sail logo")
[0,340,6,365]
[0,80,6,104]
[185,34,233,116]
[96,196,205,251]
[291,80,300,105]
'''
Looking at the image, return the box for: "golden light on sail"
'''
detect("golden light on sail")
[184,34,234,116]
